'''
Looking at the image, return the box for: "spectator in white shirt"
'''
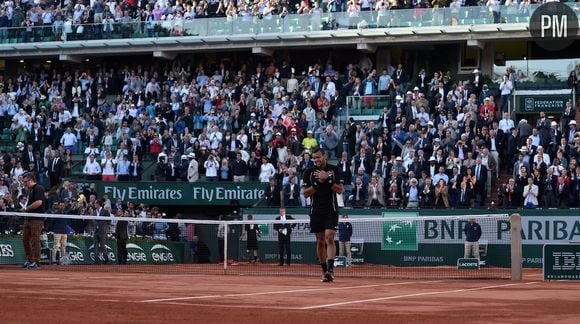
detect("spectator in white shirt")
[259,156,276,183]
[204,153,219,181]
[83,154,102,180]
[499,75,514,112]
[498,112,515,134]
[60,127,77,153]
[101,151,116,182]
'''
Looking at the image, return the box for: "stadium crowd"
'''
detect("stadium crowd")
[0,0,539,41]
[0,52,579,212]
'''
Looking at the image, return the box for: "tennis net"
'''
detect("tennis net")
[0,211,521,280]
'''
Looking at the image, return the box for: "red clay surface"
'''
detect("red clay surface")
[0,268,579,324]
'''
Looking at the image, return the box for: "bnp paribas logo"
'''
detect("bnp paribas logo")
[381,213,418,251]
[529,3,578,51]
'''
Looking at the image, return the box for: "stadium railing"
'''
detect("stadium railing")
[2,4,578,45]
[0,211,522,280]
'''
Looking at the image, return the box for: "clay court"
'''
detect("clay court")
[0,266,579,324]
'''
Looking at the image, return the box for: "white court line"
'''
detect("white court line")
[141,280,442,303]
[159,302,304,310]
[301,281,539,309]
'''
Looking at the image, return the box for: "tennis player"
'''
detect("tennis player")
[302,148,344,282]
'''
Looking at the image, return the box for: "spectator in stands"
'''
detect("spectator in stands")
[83,154,102,181]
[523,177,539,208]
[259,155,276,183]
[187,153,199,182]
[367,175,384,208]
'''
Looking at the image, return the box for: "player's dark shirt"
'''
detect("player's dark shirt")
[27,184,45,214]
[302,163,343,214]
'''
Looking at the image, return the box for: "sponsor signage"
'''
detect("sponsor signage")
[335,256,347,268]
[246,212,580,268]
[0,237,26,264]
[457,258,480,270]
[382,212,419,251]
[517,95,570,113]
[543,244,580,280]
[81,182,265,206]
[0,236,184,265]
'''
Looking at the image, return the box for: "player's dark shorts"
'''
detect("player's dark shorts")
[310,210,339,233]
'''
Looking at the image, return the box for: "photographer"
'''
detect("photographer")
[155,152,168,181]
[204,153,219,182]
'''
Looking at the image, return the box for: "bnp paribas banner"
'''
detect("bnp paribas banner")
[75,181,265,206]
[245,212,580,268]
[0,236,185,265]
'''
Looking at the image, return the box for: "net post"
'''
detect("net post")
[224,222,229,274]
[510,213,522,281]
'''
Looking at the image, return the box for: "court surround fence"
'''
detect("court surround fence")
[0,211,520,280]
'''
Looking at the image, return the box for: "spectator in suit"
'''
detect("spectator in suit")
[48,151,64,189]
[164,155,179,181]
[93,199,110,265]
[472,157,488,207]
[352,148,372,178]
[283,174,301,207]
[263,176,281,207]
[366,175,384,208]
[420,177,435,208]
[128,155,144,181]
[404,177,421,208]
[499,178,518,208]
[274,208,296,266]
[385,183,401,208]
[115,209,129,265]
[456,181,472,208]
[350,175,367,208]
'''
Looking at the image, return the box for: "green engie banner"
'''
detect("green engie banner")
[77,181,265,206]
[0,236,185,265]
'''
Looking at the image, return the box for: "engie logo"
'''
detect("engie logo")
[551,252,580,271]
[529,3,578,51]
[88,244,117,262]
[151,244,174,262]
[127,243,147,262]
[0,244,14,257]
[66,242,85,262]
